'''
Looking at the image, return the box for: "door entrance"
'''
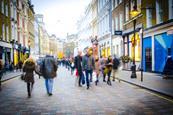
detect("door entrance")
[145,48,152,72]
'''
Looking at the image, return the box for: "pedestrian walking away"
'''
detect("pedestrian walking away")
[42,55,58,96]
[22,57,36,98]
[74,51,83,87]
[105,56,113,86]
[94,56,100,86]
[82,49,95,89]
[112,55,120,81]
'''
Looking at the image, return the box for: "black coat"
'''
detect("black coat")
[74,55,83,75]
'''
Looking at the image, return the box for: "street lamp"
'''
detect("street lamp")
[130,4,140,78]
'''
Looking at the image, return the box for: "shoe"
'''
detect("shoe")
[112,79,115,82]
[87,86,89,90]
[48,93,53,96]
[103,80,106,82]
[28,94,31,98]
[95,81,97,86]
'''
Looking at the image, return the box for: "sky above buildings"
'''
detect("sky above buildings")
[32,0,91,39]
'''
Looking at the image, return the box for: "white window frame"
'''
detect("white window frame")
[125,4,129,21]
[131,0,135,11]
[2,24,5,41]
[156,0,163,24]
[6,26,9,42]
[119,0,122,4]
[1,0,4,14]
[146,9,153,28]
[115,17,119,30]
[119,13,123,30]
[6,4,8,17]
[169,0,173,19]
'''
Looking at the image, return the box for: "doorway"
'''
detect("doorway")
[145,48,152,72]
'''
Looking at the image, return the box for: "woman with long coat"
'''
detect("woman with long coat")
[23,58,36,98]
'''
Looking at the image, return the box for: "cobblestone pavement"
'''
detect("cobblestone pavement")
[0,66,173,115]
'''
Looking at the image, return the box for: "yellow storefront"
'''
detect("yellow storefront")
[130,33,141,61]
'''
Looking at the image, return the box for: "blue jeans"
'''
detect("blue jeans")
[45,78,54,94]
[85,70,93,87]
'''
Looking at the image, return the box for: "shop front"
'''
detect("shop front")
[0,41,12,69]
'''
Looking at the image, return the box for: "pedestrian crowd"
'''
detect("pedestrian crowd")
[0,48,121,98]
[59,48,120,90]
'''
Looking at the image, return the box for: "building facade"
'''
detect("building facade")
[97,0,112,58]
[27,0,35,56]
[0,0,12,66]
[77,3,93,53]
[142,0,173,72]
[112,0,124,58]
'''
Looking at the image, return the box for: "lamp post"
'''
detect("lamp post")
[130,3,140,78]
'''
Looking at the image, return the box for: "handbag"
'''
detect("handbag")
[21,73,25,80]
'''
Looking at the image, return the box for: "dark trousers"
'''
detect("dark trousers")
[78,72,82,86]
[27,82,34,96]
[85,70,93,87]
[0,76,1,90]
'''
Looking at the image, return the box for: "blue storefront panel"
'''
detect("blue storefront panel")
[154,33,173,72]
[143,37,152,71]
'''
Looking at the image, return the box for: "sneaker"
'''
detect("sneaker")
[87,86,89,90]
[48,93,53,96]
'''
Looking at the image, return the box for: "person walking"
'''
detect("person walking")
[0,59,4,91]
[18,60,23,72]
[22,57,36,98]
[100,56,106,82]
[95,56,100,85]
[74,51,83,87]
[105,56,113,85]
[42,55,57,96]
[82,49,95,89]
[112,55,120,81]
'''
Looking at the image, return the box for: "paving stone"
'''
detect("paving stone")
[0,66,173,114]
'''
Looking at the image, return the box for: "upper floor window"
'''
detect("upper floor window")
[169,0,173,19]
[115,17,119,30]
[146,9,153,28]
[1,0,4,14]
[6,26,9,42]
[125,4,129,21]
[119,13,123,30]
[131,0,135,11]
[156,0,163,24]
[119,0,122,4]
[2,24,5,41]
[5,4,8,17]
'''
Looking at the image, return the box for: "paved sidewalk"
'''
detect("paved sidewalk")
[117,70,173,98]
[1,71,22,82]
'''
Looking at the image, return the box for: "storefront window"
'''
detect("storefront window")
[130,33,141,61]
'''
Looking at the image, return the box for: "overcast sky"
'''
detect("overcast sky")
[32,0,91,39]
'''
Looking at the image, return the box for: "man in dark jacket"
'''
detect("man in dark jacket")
[74,51,83,87]
[112,55,120,81]
[82,49,95,89]
[42,55,57,96]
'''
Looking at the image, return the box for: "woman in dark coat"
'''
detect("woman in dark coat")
[23,58,36,98]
